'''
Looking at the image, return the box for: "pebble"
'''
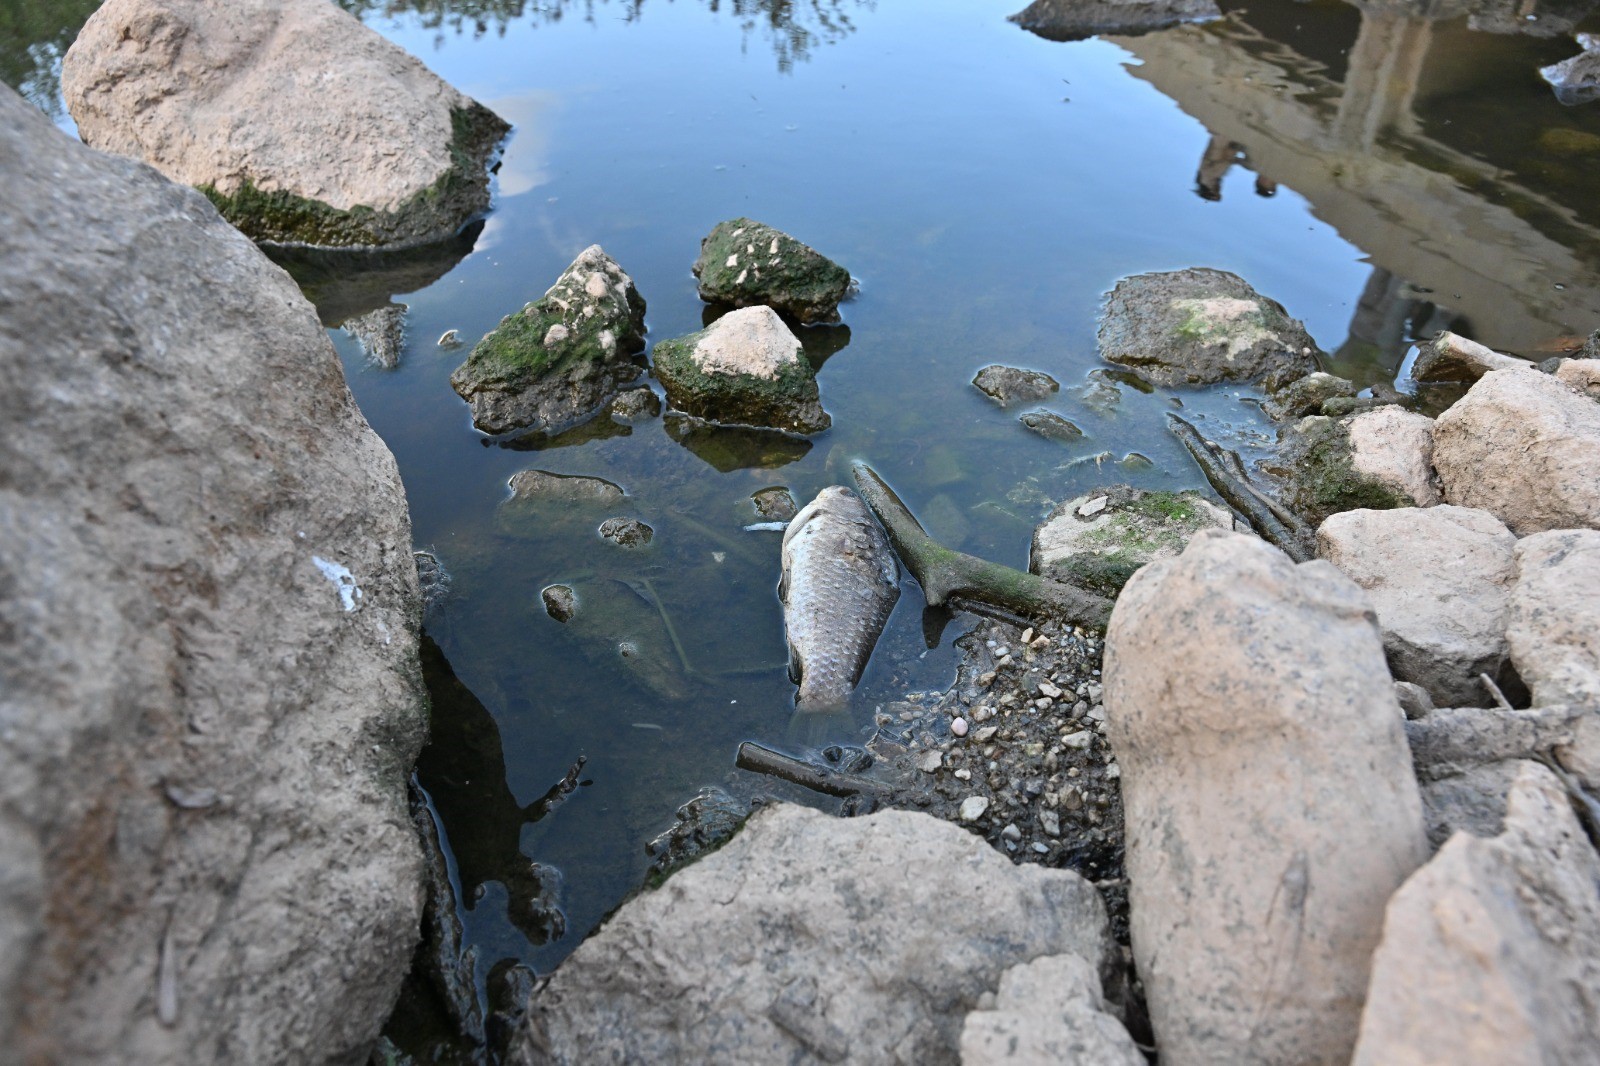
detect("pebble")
[1038,680,1062,699]
[1039,809,1061,837]
[1032,842,1050,854]
[1078,495,1109,517]
[954,769,972,781]
[1063,731,1092,750]
[977,671,996,687]
[951,717,969,737]
[959,796,990,822]
[917,751,943,773]
[1020,627,1034,644]
[1087,705,1106,722]
[972,705,995,722]
[974,726,999,743]
[1001,823,1022,842]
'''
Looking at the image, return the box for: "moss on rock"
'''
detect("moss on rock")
[652,309,830,435]
[692,218,851,324]
[1266,416,1410,526]
[1030,486,1232,597]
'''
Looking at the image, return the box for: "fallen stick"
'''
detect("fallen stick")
[850,462,1113,629]
[1167,414,1312,562]
[736,741,896,799]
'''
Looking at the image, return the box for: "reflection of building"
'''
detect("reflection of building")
[1110,0,1600,363]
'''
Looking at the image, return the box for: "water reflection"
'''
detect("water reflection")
[0,0,101,117]
[337,0,875,69]
[265,221,485,327]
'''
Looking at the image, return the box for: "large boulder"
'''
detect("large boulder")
[0,86,426,1062]
[1265,407,1441,526]
[510,804,1117,1065]
[1316,506,1516,707]
[1104,530,1428,1066]
[1008,0,1221,41]
[692,218,851,324]
[61,0,508,248]
[958,954,1143,1066]
[1097,268,1320,389]
[1556,357,1600,400]
[1352,762,1600,1065]
[1432,366,1600,535]
[450,246,648,436]
[651,305,830,434]
[1508,529,1600,706]
[1029,485,1233,598]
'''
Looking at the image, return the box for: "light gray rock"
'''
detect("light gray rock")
[1345,407,1442,507]
[1097,268,1320,389]
[1352,762,1600,1065]
[511,804,1116,1065]
[61,0,507,248]
[959,954,1142,1066]
[1104,530,1427,1066]
[1393,681,1434,721]
[1432,366,1600,535]
[342,303,406,369]
[1509,529,1600,706]
[451,246,649,436]
[1263,408,1439,527]
[1555,357,1600,399]
[1410,331,1526,382]
[506,470,625,505]
[1030,485,1232,598]
[1541,32,1600,105]
[651,306,829,434]
[1316,506,1516,707]
[0,86,426,1063]
[1008,0,1221,41]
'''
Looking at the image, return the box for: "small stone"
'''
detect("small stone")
[1001,823,1023,842]
[973,706,995,723]
[1087,706,1106,722]
[1031,842,1050,854]
[995,647,1010,658]
[1038,681,1063,699]
[955,769,972,781]
[1021,628,1035,644]
[1039,810,1061,837]
[959,796,990,822]
[598,517,653,548]
[978,671,997,687]
[1035,699,1052,711]
[975,726,1000,743]
[918,751,943,773]
[1063,731,1093,750]
[1078,496,1109,518]
[542,584,577,622]
[951,717,970,737]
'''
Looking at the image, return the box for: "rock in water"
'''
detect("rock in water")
[1098,267,1320,388]
[0,85,427,1062]
[651,305,830,434]
[1541,33,1600,105]
[1104,530,1427,1066]
[780,487,900,710]
[451,246,648,435]
[972,364,1060,406]
[1008,0,1221,41]
[61,0,508,248]
[1030,485,1233,598]
[341,303,406,369]
[1410,331,1526,382]
[692,218,851,324]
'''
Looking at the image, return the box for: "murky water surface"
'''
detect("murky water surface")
[12,0,1600,1056]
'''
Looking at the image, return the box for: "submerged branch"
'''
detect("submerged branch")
[736,741,896,799]
[1167,414,1313,562]
[850,461,1113,629]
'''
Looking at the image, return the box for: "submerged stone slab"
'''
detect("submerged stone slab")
[652,306,829,434]
[451,246,648,436]
[692,218,851,324]
[62,0,508,248]
[1009,0,1221,41]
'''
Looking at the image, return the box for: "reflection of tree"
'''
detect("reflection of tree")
[335,0,872,70]
[0,0,103,117]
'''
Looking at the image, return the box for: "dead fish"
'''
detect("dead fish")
[780,486,899,711]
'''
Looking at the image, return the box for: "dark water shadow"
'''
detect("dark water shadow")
[663,412,814,471]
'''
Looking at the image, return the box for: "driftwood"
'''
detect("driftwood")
[736,741,896,799]
[1167,414,1313,562]
[850,462,1113,629]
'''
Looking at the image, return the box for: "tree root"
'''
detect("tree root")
[1167,414,1313,561]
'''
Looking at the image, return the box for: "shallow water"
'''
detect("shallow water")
[12,0,1600,1056]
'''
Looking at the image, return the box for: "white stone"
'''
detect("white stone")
[918,751,943,773]
[1078,495,1109,517]
[1508,529,1600,706]
[952,717,969,737]
[689,305,803,380]
[959,797,990,822]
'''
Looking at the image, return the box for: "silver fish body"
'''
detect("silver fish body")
[780,486,900,710]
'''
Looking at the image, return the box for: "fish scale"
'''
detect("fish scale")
[780,486,900,711]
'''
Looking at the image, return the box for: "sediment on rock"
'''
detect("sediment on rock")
[651,305,830,434]
[692,218,851,324]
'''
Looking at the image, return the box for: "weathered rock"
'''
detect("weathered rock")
[692,218,851,324]
[1352,763,1600,1065]
[61,0,508,247]
[1433,366,1600,534]
[506,470,625,505]
[451,246,648,435]
[651,305,829,434]
[1410,330,1526,382]
[541,585,577,623]
[1317,506,1516,707]
[1018,408,1084,443]
[958,954,1143,1066]
[643,788,749,880]
[972,365,1060,407]
[511,804,1116,1065]
[1393,681,1434,721]
[1263,370,1356,420]
[1008,0,1220,40]
[608,387,661,421]
[1097,268,1320,389]
[1265,408,1439,526]
[1555,356,1600,400]
[1508,529,1600,706]
[1104,530,1427,1066]
[0,86,426,1062]
[597,517,653,548]
[1541,32,1600,105]
[1407,704,1598,791]
[341,302,407,369]
[1030,485,1232,598]
[751,486,798,522]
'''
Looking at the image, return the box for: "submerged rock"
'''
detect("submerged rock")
[0,85,427,1062]
[506,470,626,505]
[664,414,813,472]
[751,486,798,521]
[61,0,508,248]
[511,804,1117,1064]
[1097,267,1320,388]
[609,387,661,421]
[972,364,1061,406]
[1352,763,1600,1065]
[1105,531,1427,1066]
[341,302,407,369]
[692,218,851,324]
[644,788,749,880]
[1541,33,1600,105]
[959,954,1143,1066]
[1432,366,1600,534]
[652,305,829,434]
[451,246,648,435]
[1018,408,1084,442]
[541,585,577,623]
[1008,0,1221,41]
[1317,506,1517,708]
[1508,529,1600,706]
[1265,407,1440,526]
[1030,485,1232,597]
[598,517,653,548]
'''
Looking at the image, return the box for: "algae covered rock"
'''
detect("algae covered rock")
[692,218,851,323]
[973,364,1061,407]
[451,246,648,435]
[61,0,508,248]
[652,305,830,434]
[1098,267,1320,388]
[1265,408,1439,527]
[1263,370,1356,420]
[1030,485,1232,597]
